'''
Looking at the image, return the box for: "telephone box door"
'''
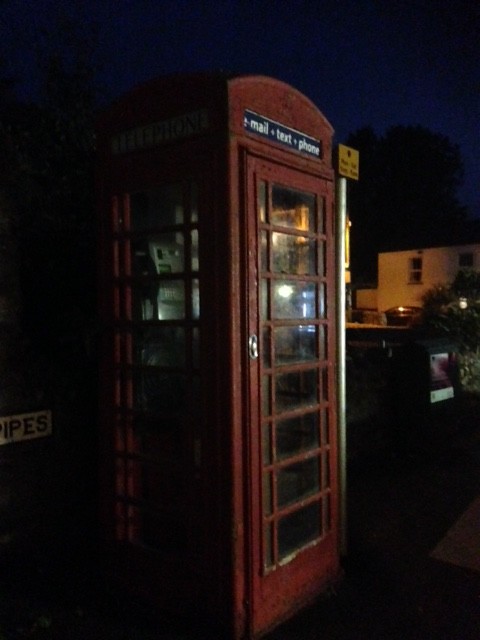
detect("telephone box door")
[244,155,338,635]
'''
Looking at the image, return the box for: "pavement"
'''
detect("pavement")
[266,396,480,640]
[1,396,480,639]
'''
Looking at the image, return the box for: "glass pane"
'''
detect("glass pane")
[131,283,155,321]
[260,280,269,321]
[277,457,320,508]
[318,324,327,361]
[113,239,120,277]
[278,502,320,561]
[319,283,326,318]
[191,182,199,222]
[318,197,325,235]
[191,229,199,271]
[263,472,273,515]
[264,523,274,569]
[276,413,319,460]
[134,327,185,367]
[131,243,156,278]
[262,375,271,417]
[262,423,272,464]
[320,367,329,402]
[158,281,185,320]
[273,281,316,319]
[271,185,315,231]
[262,327,271,368]
[320,408,329,445]
[132,280,185,321]
[318,240,325,277]
[132,235,184,276]
[191,375,201,418]
[272,233,315,275]
[322,451,330,489]
[274,325,316,365]
[130,184,183,230]
[258,180,267,222]
[114,370,127,410]
[275,369,318,412]
[192,327,200,369]
[323,493,331,531]
[192,279,200,319]
[261,231,268,272]
[112,196,122,233]
[134,371,187,412]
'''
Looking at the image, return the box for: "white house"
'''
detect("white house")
[376,243,480,312]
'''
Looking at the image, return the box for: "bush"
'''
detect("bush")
[422,270,480,393]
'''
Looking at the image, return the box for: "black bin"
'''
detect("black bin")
[391,338,459,446]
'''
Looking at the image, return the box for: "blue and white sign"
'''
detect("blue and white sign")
[244,110,322,159]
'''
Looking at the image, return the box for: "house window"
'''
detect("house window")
[459,252,474,268]
[408,257,422,283]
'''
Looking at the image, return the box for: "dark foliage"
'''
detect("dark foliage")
[422,269,480,354]
[0,18,99,567]
[0,20,97,352]
[346,125,468,284]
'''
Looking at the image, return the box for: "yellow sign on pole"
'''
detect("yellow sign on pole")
[338,144,359,180]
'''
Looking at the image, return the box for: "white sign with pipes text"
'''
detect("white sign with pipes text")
[0,410,52,445]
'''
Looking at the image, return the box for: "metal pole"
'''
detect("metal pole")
[336,175,347,556]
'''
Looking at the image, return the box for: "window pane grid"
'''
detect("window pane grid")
[259,179,333,572]
[111,181,200,554]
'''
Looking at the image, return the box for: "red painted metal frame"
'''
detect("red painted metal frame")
[243,156,338,636]
[97,73,339,639]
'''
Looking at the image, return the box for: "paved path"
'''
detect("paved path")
[266,403,480,639]
[1,400,479,639]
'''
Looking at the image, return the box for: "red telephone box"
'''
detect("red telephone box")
[96,73,340,638]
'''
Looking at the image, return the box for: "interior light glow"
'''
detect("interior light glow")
[277,284,294,298]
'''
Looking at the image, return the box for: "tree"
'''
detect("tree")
[422,270,480,393]
[0,76,23,415]
[0,18,99,559]
[4,16,98,349]
[347,125,468,284]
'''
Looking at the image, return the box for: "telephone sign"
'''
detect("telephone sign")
[111,109,209,154]
[244,109,322,158]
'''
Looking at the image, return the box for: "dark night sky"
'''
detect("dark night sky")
[2,0,479,216]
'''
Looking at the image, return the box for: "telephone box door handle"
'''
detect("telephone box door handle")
[248,334,259,360]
